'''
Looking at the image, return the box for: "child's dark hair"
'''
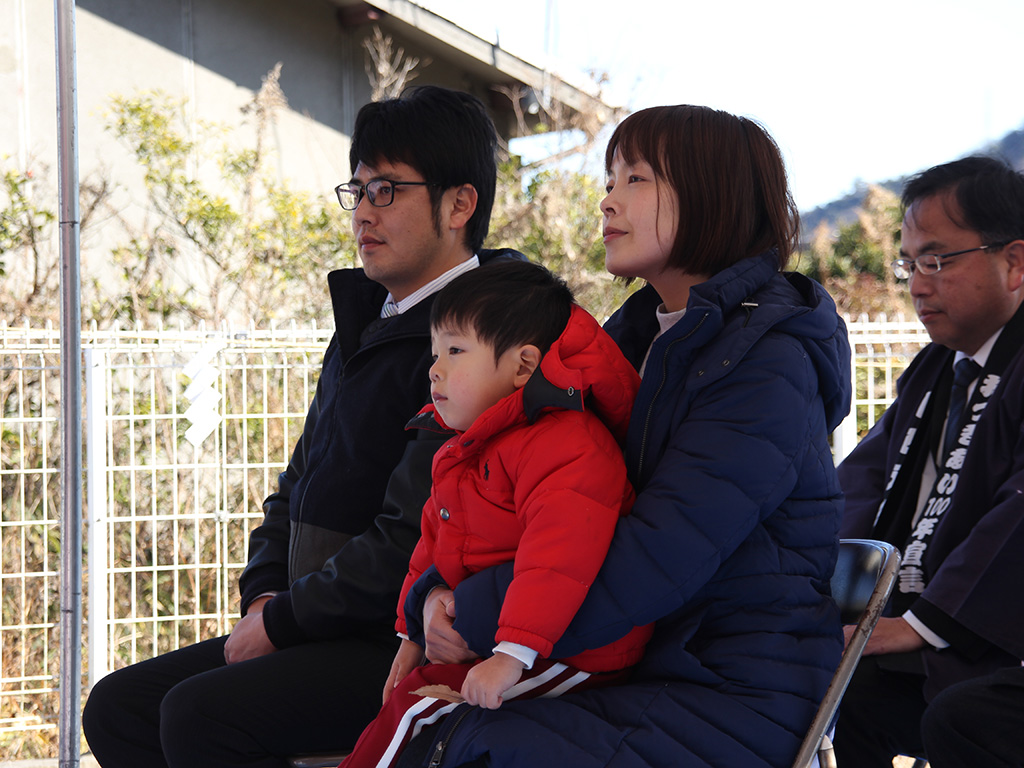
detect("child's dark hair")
[431,260,574,362]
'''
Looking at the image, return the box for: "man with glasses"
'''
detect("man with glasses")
[833,155,1024,766]
[83,85,521,768]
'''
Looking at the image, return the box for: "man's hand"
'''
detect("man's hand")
[383,639,426,705]
[845,616,926,656]
[423,588,478,665]
[224,605,277,664]
[461,653,525,710]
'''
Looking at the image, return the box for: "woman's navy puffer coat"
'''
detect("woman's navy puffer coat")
[428,250,851,768]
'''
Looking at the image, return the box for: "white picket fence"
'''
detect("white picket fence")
[0,316,929,751]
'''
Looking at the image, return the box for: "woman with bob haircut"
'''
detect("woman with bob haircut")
[398,105,851,768]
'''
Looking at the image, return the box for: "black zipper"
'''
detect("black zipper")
[428,703,474,768]
[636,312,708,479]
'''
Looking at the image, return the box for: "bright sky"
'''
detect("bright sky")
[420,0,1024,211]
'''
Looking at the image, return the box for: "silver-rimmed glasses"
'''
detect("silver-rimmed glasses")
[334,179,442,210]
[891,243,1009,280]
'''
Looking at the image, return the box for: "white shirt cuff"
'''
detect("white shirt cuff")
[493,641,538,669]
[903,610,949,649]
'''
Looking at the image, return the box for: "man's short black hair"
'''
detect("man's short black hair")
[431,260,574,362]
[902,155,1024,244]
[349,86,498,253]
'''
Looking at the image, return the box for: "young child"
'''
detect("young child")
[340,259,652,768]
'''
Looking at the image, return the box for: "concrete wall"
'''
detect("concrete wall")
[0,0,551,325]
[3,0,381,198]
[1,0,533,214]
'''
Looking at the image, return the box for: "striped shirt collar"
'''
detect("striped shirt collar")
[380,255,480,318]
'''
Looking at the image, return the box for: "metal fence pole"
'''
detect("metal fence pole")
[55,0,82,766]
[85,348,110,688]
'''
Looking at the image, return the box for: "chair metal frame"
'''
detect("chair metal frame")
[792,538,901,768]
[288,754,349,768]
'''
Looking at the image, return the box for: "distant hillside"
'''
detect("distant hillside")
[800,126,1024,239]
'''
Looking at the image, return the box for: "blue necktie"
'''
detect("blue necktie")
[943,358,981,459]
[380,301,400,319]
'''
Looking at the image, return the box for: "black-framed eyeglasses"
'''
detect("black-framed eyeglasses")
[334,179,442,210]
[891,242,1009,280]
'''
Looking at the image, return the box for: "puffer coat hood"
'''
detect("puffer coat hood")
[423,303,639,444]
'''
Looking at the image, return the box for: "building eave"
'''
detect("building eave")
[329,0,618,133]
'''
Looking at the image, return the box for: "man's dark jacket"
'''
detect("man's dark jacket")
[238,249,520,648]
[839,317,1024,699]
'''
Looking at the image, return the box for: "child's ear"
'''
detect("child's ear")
[513,345,542,388]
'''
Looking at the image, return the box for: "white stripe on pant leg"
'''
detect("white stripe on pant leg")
[374,698,459,768]
[409,701,459,740]
[503,663,570,698]
[538,670,591,698]
[503,663,592,700]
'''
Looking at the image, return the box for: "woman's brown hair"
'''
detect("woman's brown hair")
[605,105,799,274]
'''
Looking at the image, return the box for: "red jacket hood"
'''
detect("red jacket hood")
[413,304,640,446]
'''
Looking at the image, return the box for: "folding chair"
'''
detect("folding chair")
[791,538,901,768]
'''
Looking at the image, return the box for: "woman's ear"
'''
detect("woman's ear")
[513,345,542,388]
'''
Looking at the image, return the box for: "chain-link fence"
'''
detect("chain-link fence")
[0,316,929,758]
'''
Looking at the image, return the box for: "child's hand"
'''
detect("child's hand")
[461,652,525,710]
[383,638,426,705]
